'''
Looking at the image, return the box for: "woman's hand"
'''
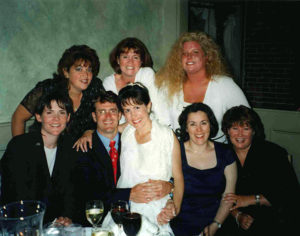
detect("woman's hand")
[73,130,94,152]
[203,222,218,236]
[55,216,72,226]
[223,193,251,210]
[157,199,176,225]
[237,213,254,230]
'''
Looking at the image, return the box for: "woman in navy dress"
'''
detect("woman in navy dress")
[171,103,237,236]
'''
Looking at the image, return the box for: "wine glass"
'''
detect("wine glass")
[85,200,104,229]
[122,212,142,236]
[111,200,129,231]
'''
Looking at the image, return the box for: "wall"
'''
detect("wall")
[255,108,300,182]
[0,0,188,123]
[0,0,188,156]
[244,2,299,110]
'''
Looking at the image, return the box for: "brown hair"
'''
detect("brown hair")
[57,45,100,78]
[109,37,153,74]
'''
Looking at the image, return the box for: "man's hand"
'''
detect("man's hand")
[129,180,173,203]
[149,179,173,201]
[129,182,156,203]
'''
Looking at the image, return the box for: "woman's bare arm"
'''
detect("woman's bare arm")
[171,134,184,214]
[11,104,33,137]
[157,134,184,225]
[204,161,237,236]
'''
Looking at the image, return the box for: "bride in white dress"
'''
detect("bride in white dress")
[103,82,184,235]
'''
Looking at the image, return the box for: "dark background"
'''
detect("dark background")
[189,0,300,111]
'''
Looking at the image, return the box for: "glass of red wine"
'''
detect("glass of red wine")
[111,200,129,231]
[122,212,142,236]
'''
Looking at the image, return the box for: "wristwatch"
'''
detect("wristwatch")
[169,179,174,199]
[213,220,222,229]
[255,194,260,205]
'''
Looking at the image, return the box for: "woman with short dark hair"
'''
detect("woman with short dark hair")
[11,45,104,140]
[171,103,237,236]
[221,105,300,235]
[2,91,77,225]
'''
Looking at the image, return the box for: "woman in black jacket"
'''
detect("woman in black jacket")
[221,105,300,236]
[1,91,78,224]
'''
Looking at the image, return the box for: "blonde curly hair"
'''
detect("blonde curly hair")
[155,32,229,99]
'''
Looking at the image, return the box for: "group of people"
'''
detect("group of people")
[1,31,299,236]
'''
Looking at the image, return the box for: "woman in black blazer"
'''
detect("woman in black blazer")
[1,91,78,225]
[221,105,300,236]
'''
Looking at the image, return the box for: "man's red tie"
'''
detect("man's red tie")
[109,140,118,185]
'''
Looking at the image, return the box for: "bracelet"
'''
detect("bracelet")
[213,219,222,229]
[255,194,260,206]
[235,211,242,227]
[169,179,174,199]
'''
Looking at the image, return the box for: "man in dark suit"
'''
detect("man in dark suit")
[73,91,174,226]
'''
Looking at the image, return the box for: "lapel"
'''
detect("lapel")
[30,133,52,197]
[51,135,66,181]
[92,132,115,187]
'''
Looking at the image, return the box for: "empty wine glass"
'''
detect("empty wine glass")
[111,200,129,233]
[85,200,104,229]
[122,212,142,236]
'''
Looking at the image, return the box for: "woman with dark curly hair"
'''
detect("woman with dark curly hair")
[11,45,104,141]
[155,32,249,142]
[221,105,300,236]
[171,103,237,236]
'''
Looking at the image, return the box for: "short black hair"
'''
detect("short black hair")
[29,90,73,132]
[92,90,119,111]
[176,103,218,142]
[221,105,265,141]
[118,82,150,113]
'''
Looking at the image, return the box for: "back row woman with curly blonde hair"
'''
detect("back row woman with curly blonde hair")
[155,31,250,142]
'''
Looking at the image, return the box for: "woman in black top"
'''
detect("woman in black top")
[221,105,300,236]
[11,45,104,140]
[2,91,77,224]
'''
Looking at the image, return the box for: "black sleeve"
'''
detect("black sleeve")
[20,79,60,114]
[20,82,44,114]
[0,137,32,205]
[70,153,109,226]
[260,143,300,228]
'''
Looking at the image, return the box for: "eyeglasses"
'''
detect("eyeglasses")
[96,109,119,115]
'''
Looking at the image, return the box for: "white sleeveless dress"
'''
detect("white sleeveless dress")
[102,119,174,235]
